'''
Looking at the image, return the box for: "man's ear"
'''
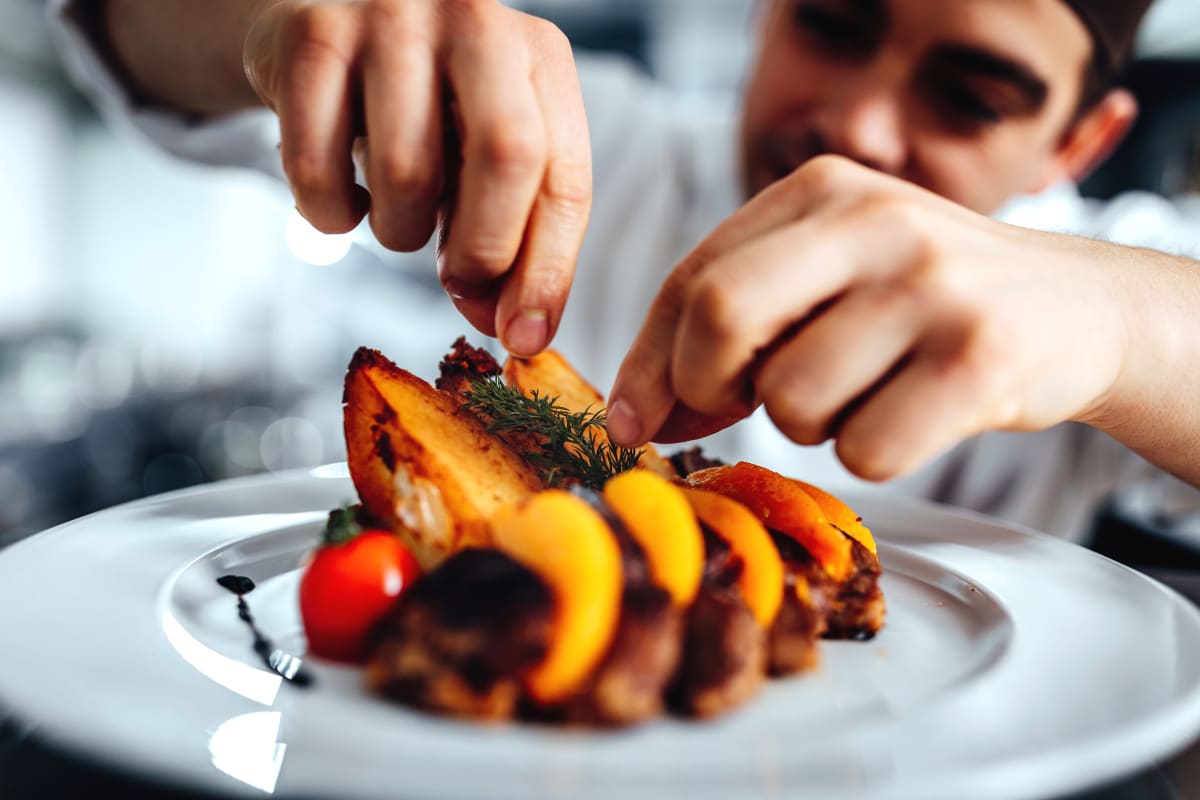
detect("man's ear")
[1031,88,1138,191]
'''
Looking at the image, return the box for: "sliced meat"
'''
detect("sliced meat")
[667,521,766,717]
[669,446,726,479]
[699,523,744,588]
[767,579,827,675]
[560,583,682,726]
[366,548,552,720]
[767,528,885,649]
[825,539,886,640]
[669,582,765,718]
[435,336,502,398]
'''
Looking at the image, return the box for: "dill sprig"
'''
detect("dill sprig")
[462,376,643,490]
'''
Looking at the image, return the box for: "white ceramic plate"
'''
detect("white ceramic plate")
[1,465,1200,800]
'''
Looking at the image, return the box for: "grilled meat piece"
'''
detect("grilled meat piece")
[767,528,885,653]
[825,539,886,640]
[669,446,726,479]
[435,336,502,397]
[670,582,765,718]
[698,523,744,588]
[767,581,827,675]
[665,523,766,718]
[366,548,552,720]
[561,583,682,726]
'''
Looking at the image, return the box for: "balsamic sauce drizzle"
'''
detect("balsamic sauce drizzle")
[217,574,313,687]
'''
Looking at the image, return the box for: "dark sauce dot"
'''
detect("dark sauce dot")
[217,574,256,595]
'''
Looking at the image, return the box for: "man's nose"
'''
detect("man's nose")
[819,83,908,175]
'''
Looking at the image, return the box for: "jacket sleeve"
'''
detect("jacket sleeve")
[43,0,286,180]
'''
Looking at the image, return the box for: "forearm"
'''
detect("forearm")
[1082,248,1200,487]
[96,0,273,115]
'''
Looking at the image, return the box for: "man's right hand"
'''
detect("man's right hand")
[240,0,591,355]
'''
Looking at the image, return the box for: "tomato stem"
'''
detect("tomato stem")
[322,505,363,547]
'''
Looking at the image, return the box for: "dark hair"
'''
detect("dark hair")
[1073,45,1117,121]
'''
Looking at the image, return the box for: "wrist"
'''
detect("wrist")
[100,0,277,116]
[1073,247,1187,435]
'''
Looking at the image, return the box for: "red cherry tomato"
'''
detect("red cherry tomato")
[299,530,421,663]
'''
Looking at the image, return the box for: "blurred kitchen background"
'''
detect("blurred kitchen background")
[2,0,1200,559]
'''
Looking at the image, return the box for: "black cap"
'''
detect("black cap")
[1061,0,1155,74]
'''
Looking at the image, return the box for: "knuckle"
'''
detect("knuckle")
[670,361,730,417]
[542,163,592,216]
[848,191,911,229]
[441,0,499,35]
[455,0,495,15]
[796,154,856,196]
[836,436,900,483]
[283,5,354,67]
[372,152,440,197]
[475,123,546,177]
[960,316,1018,380]
[361,0,403,30]
[764,394,826,446]
[687,275,742,340]
[844,191,938,261]
[891,245,948,296]
[456,237,518,278]
[531,17,571,54]
[363,1,432,49]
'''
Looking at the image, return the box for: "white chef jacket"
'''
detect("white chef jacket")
[44,4,1200,543]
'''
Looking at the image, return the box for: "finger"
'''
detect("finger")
[361,8,443,252]
[833,326,1010,481]
[756,282,927,446]
[433,114,501,335]
[494,22,592,357]
[605,273,691,447]
[650,404,746,444]
[606,155,870,447]
[438,27,547,295]
[274,9,369,234]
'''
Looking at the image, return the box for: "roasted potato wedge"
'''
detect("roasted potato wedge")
[344,347,542,569]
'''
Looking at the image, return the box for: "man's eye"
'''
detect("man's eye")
[792,6,876,58]
[933,84,1002,126]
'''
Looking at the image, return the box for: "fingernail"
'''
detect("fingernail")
[504,309,549,357]
[606,399,642,446]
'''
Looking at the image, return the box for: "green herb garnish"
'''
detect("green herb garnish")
[321,505,362,546]
[462,376,643,490]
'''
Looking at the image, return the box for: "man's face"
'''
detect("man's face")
[740,0,1094,213]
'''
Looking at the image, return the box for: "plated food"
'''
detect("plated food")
[300,339,885,726]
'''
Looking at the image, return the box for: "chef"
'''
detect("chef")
[46,0,1200,541]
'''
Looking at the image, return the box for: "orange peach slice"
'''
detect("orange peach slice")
[687,462,854,583]
[681,487,784,628]
[602,470,704,607]
[792,480,876,555]
[491,490,623,705]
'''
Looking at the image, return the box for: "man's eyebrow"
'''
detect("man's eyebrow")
[929,44,1050,109]
[795,0,889,26]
